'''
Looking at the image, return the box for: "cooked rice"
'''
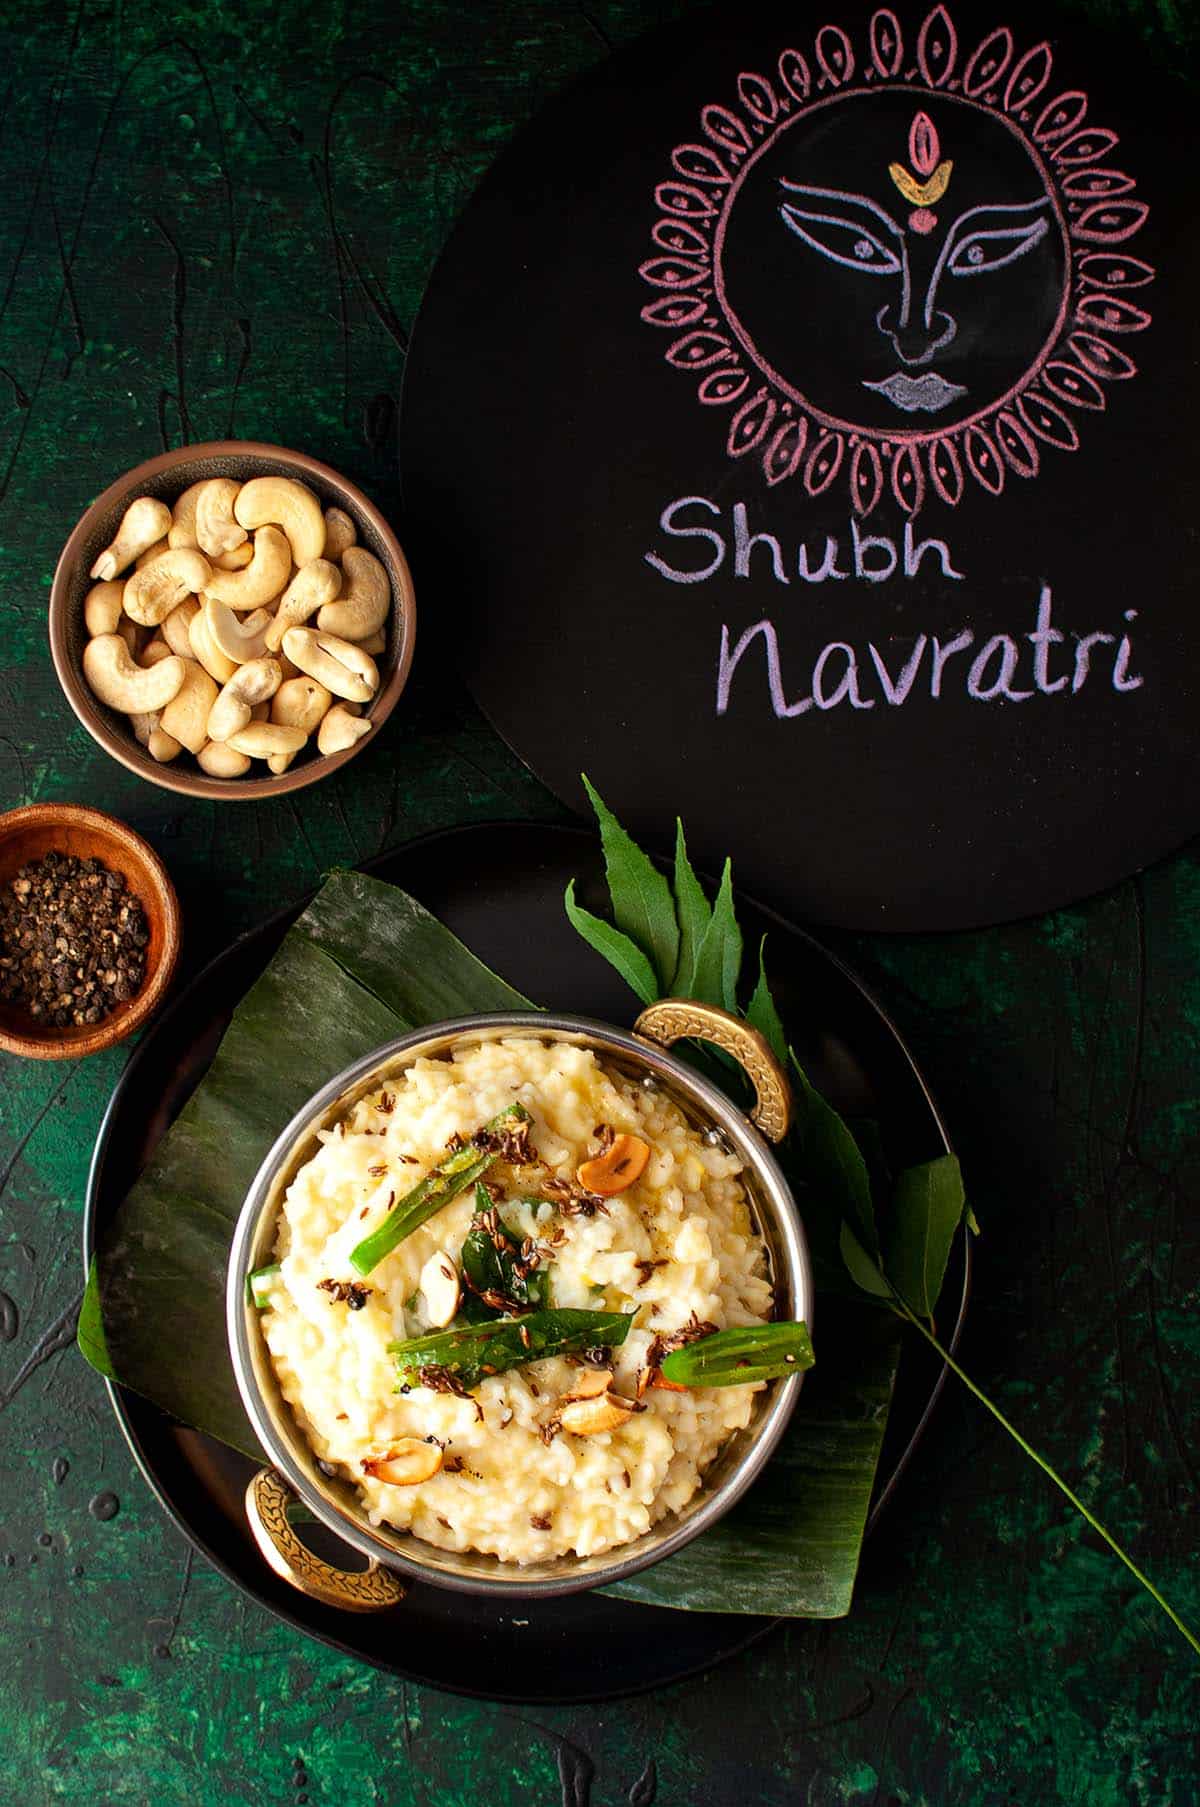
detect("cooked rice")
[262,1037,772,1564]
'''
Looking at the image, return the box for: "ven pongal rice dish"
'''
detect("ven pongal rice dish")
[255,1036,783,1565]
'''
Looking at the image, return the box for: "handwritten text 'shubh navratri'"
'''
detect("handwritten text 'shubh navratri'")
[644,496,1142,717]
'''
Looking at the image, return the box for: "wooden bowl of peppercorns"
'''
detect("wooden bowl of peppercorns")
[0,805,180,1060]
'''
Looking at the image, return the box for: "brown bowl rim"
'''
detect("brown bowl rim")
[48,440,416,801]
[0,803,181,1060]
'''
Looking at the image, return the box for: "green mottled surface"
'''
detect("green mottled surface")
[0,1,1198,1801]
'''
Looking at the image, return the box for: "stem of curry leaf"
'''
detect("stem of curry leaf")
[896,1297,1200,1660]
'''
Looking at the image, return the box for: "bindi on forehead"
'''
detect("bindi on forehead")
[889,111,953,234]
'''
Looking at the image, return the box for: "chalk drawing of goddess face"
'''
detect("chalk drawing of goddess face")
[638,9,1153,511]
[717,86,1070,440]
[766,97,1060,429]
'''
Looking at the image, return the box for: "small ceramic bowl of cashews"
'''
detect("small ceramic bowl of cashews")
[49,441,416,799]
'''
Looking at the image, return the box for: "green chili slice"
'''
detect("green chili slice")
[247,1264,281,1309]
[349,1103,531,1278]
[659,1322,815,1388]
[390,1307,631,1392]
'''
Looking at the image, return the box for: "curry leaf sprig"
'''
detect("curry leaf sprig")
[838,1219,1200,1661]
[565,779,1200,1660]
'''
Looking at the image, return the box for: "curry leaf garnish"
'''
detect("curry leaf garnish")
[842,1230,1200,1661]
[671,820,712,996]
[690,858,743,1013]
[564,879,658,1005]
[458,1187,547,1320]
[791,1051,879,1260]
[885,1154,965,1320]
[746,937,788,1064]
[582,775,679,993]
[565,785,1200,1660]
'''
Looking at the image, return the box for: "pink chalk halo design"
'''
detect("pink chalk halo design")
[637,4,1154,516]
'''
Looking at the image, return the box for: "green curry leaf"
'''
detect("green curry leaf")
[691,859,743,1013]
[791,1050,879,1259]
[885,1154,966,1320]
[838,1223,892,1300]
[746,937,788,1063]
[582,774,679,993]
[564,879,658,1004]
[671,819,712,997]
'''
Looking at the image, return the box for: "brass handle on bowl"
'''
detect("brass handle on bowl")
[245,1467,407,1613]
[633,999,792,1143]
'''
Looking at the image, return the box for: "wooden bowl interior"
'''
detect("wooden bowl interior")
[54,445,412,799]
[0,814,176,1053]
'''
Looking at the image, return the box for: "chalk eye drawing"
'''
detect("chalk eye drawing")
[638,7,1153,513]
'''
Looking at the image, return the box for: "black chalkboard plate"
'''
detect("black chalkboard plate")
[84,822,968,1702]
[401,3,1199,931]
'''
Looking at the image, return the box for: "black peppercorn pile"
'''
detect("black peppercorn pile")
[0,852,148,1028]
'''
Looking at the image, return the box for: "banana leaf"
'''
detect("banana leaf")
[81,869,898,1617]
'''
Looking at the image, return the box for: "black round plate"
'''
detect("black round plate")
[84,821,968,1702]
[400,3,1200,932]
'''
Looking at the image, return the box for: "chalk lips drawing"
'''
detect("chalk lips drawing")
[637,6,1153,514]
[864,371,967,411]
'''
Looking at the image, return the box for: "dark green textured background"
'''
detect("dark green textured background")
[1,1,1198,1800]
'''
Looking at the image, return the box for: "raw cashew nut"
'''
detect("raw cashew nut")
[226,722,307,761]
[188,608,238,684]
[271,676,332,735]
[317,702,371,756]
[263,559,341,651]
[90,497,173,581]
[84,580,125,637]
[282,627,379,703]
[122,548,212,626]
[204,523,291,610]
[115,616,144,660]
[161,596,200,658]
[212,542,254,571]
[140,635,174,667]
[316,546,390,642]
[160,661,220,755]
[82,635,186,714]
[167,480,208,549]
[130,711,182,763]
[135,537,170,570]
[194,478,247,557]
[149,727,182,763]
[198,739,252,779]
[322,506,357,562]
[234,476,326,566]
[359,629,386,656]
[207,657,282,742]
[202,596,273,664]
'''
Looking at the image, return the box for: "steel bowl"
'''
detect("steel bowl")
[226,1001,813,1609]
